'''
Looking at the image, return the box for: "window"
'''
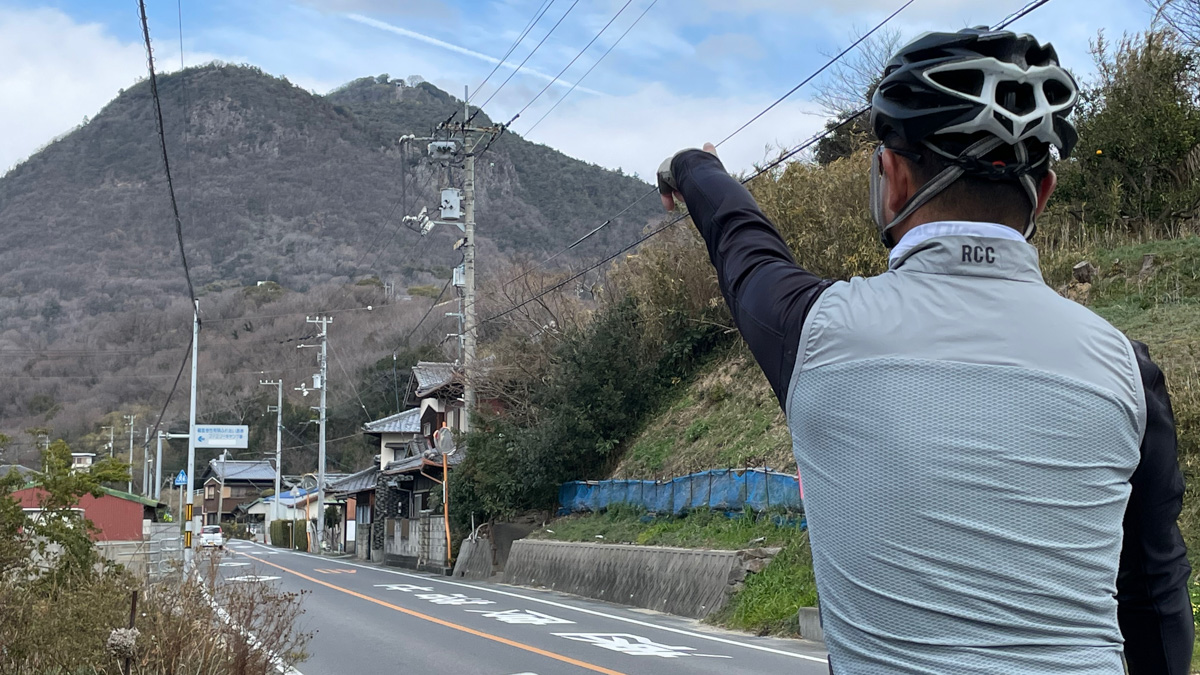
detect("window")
[205,485,216,499]
[356,502,372,524]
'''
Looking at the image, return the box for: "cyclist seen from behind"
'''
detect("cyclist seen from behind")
[657,28,1193,674]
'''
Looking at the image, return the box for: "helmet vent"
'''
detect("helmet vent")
[928,69,984,97]
[1043,79,1072,105]
[993,110,1015,135]
[995,81,1037,115]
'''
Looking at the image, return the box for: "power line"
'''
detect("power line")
[480,0,1059,332]
[522,0,658,138]
[137,0,196,306]
[330,344,372,421]
[470,0,556,104]
[993,0,1053,28]
[144,336,192,456]
[470,0,583,121]
[478,112,868,331]
[136,0,199,460]
[505,0,634,126]
[397,277,454,352]
[712,0,914,149]
[503,0,913,290]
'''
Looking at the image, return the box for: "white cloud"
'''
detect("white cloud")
[517,82,827,177]
[345,13,604,96]
[0,8,148,173]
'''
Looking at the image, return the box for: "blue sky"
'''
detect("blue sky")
[0,0,1155,176]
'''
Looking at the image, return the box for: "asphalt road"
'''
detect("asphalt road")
[217,540,830,675]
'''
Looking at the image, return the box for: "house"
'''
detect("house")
[70,453,95,471]
[199,459,276,525]
[327,466,379,558]
[13,485,163,541]
[359,360,472,573]
[0,464,37,481]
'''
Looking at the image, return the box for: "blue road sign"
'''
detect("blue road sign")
[173,469,188,487]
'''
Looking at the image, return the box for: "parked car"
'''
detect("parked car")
[199,525,225,549]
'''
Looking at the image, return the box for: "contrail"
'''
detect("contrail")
[346,14,604,97]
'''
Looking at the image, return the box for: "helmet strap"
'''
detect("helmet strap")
[877,136,1004,247]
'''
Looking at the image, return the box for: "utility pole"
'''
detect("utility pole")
[461,86,478,433]
[101,425,114,458]
[216,449,229,528]
[124,414,137,493]
[408,87,496,431]
[299,317,330,553]
[260,379,283,540]
[156,431,187,502]
[184,300,200,574]
[142,427,150,497]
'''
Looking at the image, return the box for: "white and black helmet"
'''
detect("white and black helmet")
[869,28,1079,246]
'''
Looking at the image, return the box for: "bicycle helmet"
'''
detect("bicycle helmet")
[869,27,1079,246]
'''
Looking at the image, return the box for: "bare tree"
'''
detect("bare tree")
[812,27,905,118]
[1149,0,1200,46]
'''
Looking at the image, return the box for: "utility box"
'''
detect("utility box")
[453,265,465,288]
[428,141,457,158]
[440,188,462,221]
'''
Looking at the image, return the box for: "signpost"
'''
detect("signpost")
[194,425,249,449]
[289,486,300,551]
[174,470,187,526]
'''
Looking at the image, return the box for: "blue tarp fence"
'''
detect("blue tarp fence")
[558,468,803,516]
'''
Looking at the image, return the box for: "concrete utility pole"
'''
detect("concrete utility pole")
[101,426,114,458]
[184,300,200,574]
[216,449,229,527]
[299,317,330,553]
[124,414,137,493]
[461,86,478,432]
[260,379,283,538]
[142,427,150,497]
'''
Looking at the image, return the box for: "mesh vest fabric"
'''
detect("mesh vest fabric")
[787,236,1145,674]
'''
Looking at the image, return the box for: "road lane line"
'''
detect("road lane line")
[235,551,628,675]
[244,542,827,664]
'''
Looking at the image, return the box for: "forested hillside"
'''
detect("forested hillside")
[0,64,657,469]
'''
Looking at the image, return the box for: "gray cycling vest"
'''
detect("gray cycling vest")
[787,235,1145,674]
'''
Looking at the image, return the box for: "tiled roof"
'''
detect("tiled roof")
[413,361,458,396]
[382,448,465,475]
[203,459,276,482]
[0,465,36,480]
[363,408,421,434]
[328,466,379,495]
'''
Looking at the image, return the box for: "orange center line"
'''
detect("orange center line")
[235,551,628,675]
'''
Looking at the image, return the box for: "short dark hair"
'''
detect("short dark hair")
[887,134,1051,229]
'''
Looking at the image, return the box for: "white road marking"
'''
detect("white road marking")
[227,574,281,582]
[554,633,730,659]
[237,542,827,663]
[219,562,251,567]
[374,583,435,592]
[414,592,496,606]
[465,609,575,626]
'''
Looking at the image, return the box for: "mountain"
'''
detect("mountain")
[0,64,659,466]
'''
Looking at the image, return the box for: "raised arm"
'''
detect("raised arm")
[1118,340,1194,674]
[660,147,832,408]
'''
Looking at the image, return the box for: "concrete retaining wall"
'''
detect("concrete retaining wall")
[452,537,494,579]
[797,607,824,643]
[503,540,742,619]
